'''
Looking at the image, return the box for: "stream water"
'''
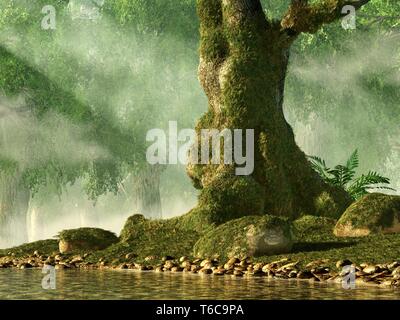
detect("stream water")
[0,269,399,300]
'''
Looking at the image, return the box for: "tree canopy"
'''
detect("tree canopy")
[0,0,398,202]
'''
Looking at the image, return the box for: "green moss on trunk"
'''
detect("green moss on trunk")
[187,0,351,225]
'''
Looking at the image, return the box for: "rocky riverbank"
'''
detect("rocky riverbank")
[0,252,399,288]
[1,193,400,290]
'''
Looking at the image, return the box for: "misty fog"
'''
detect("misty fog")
[0,2,398,248]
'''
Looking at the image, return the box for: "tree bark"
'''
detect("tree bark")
[0,171,30,247]
[186,0,369,224]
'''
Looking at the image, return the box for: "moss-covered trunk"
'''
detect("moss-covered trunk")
[186,0,351,225]
[0,172,30,247]
[131,165,163,219]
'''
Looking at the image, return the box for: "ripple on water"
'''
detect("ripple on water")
[0,269,399,300]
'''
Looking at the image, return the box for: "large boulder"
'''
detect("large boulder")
[58,228,119,254]
[334,193,400,237]
[193,215,293,259]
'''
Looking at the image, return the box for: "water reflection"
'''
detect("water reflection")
[0,269,399,300]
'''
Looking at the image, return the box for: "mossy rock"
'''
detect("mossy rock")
[119,214,148,241]
[334,193,400,237]
[58,228,118,254]
[193,215,293,259]
[293,215,337,241]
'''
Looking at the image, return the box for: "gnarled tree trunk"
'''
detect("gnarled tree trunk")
[186,0,369,225]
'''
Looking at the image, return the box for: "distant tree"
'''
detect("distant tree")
[0,0,203,243]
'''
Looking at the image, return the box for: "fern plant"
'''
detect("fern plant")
[308,149,395,200]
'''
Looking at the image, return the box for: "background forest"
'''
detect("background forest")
[0,0,399,248]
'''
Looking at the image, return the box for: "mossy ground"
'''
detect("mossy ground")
[1,213,399,270]
[255,216,400,269]
[89,215,201,265]
[0,239,59,258]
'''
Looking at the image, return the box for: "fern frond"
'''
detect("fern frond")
[309,151,395,201]
[346,149,359,172]
[308,155,331,182]
[328,165,354,187]
[347,171,393,200]
[308,156,328,170]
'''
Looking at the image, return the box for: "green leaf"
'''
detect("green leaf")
[347,171,394,200]
[346,149,359,173]
[309,151,396,201]
[308,155,332,182]
[328,165,354,187]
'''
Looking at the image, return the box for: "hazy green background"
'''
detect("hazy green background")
[0,0,398,247]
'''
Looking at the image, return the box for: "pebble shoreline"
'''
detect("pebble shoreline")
[1,252,399,288]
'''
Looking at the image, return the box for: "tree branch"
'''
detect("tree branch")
[281,0,371,35]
